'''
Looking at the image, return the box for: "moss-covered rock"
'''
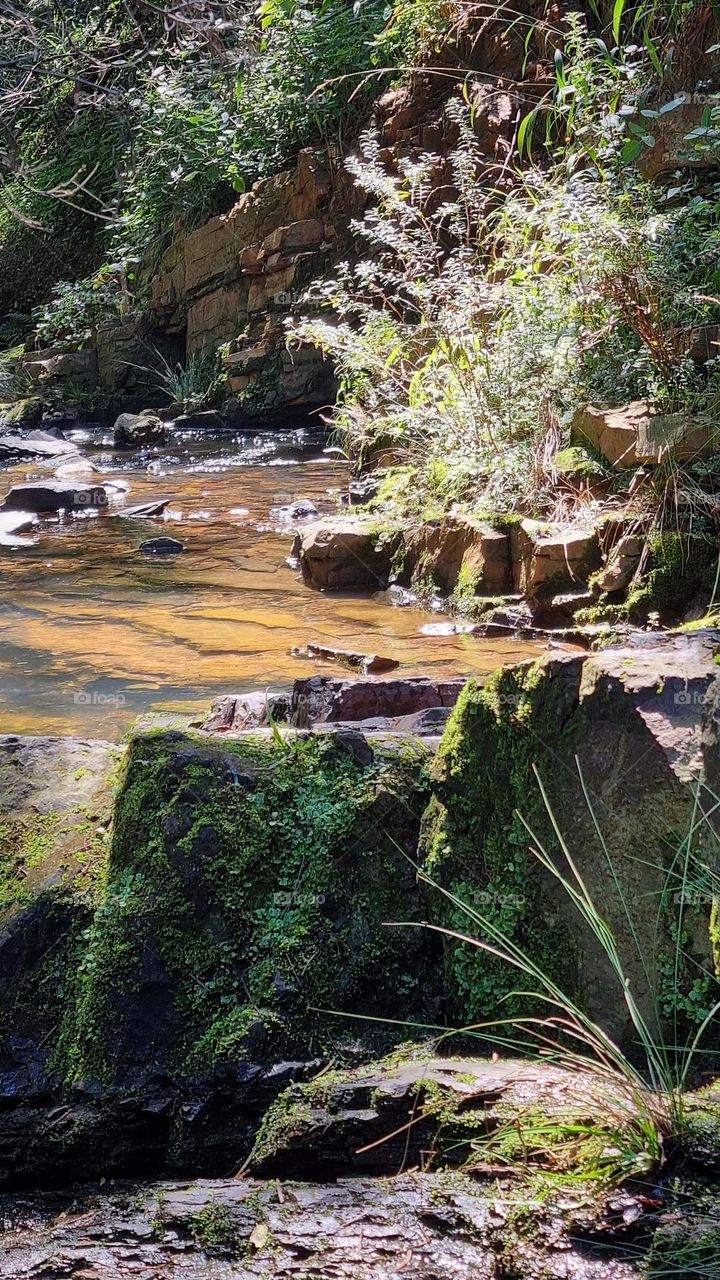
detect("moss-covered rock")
[421,633,720,1047]
[53,728,438,1085]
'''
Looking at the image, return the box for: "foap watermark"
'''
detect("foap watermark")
[72,488,108,508]
[673,689,709,708]
[467,889,526,910]
[273,891,326,907]
[73,690,127,707]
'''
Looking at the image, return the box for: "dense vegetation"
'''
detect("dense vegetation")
[0,0,441,337]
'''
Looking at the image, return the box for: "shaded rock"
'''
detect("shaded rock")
[21,347,97,391]
[636,98,718,179]
[291,643,400,674]
[171,409,224,429]
[572,400,716,468]
[113,412,167,447]
[299,518,399,590]
[139,536,185,555]
[290,675,465,725]
[512,519,601,599]
[2,482,108,512]
[274,496,318,524]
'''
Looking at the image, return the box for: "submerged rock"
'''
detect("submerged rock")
[139,536,185,554]
[290,643,399,674]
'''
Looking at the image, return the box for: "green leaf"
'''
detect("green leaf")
[620,137,644,165]
[518,107,540,160]
[643,29,663,79]
[612,0,626,46]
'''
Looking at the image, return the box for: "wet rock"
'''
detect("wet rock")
[0,511,37,537]
[0,1174,509,1279]
[171,409,225,429]
[118,499,170,518]
[139,536,185,555]
[0,430,77,462]
[299,518,399,590]
[113,411,167,447]
[274,496,318,524]
[290,675,466,725]
[2,481,108,512]
[512,519,601,600]
[291,643,400,674]
[572,400,716,468]
[202,690,290,732]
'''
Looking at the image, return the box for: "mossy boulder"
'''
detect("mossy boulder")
[421,632,720,1047]
[54,729,439,1086]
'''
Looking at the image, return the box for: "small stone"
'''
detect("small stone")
[139,537,185,555]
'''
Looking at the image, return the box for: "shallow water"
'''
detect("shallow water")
[0,424,542,739]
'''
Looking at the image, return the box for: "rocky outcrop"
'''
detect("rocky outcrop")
[511,518,601,600]
[400,516,512,595]
[572,400,716,468]
[0,727,438,1182]
[298,517,398,589]
[298,516,513,598]
[423,629,720,1046]
[0,1168,646,1279]
[20,347,98,392]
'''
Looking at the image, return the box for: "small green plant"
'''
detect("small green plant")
[142,347,227,411]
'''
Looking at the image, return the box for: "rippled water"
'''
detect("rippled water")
[0,424,542,738]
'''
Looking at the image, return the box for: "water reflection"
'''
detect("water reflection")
[0,426,542,738]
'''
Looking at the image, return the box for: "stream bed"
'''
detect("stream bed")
[0,423,542,738]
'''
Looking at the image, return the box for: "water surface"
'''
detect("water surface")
[0,425,542,738]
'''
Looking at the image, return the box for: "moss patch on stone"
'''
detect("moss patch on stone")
[54,729,436,1084]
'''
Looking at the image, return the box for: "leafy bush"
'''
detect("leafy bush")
[31,271,125,350]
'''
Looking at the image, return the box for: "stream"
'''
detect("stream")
[0,422,542,738]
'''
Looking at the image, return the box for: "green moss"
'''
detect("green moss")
[421,668,578,1024]
[0,812,60,916]
[625,530,717,622]
[54,730,433,1083]
[189,1203,243,1253]
[554,446,606,480]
